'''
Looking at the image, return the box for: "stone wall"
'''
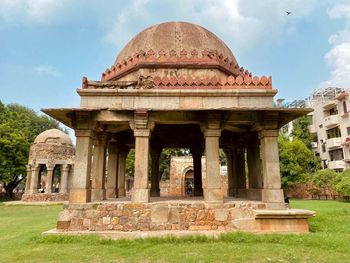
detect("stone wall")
[21,193,68,202]
[57,200,268,232]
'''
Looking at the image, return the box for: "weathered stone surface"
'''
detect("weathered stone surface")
[215,209,228,221]
[151,203,169,223]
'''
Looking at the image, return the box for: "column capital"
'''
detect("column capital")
[62,164,70,172]
[258,129,279,139]
[75,129,95,138]
[203,128,221,137]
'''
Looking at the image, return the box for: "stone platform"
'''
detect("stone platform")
[55,197,315,235]
[21,193,68,202]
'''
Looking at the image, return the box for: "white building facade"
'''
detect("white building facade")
[308,87,350,171]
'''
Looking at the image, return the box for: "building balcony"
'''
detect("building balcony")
[328,160,346,170]
[311,142,318,148]
[324,115,340,128]
[308,124,317,134]
[326,137,342,149]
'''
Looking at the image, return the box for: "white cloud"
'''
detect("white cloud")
[102,0,318,55]
[34,65,62,77]
[0,0,71,25]
[320,2,350,89]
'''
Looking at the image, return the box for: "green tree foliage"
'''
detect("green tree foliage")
[0,101,61,198]
[312,169,338,196]
[290,115,313,148]
[279,135,320,188]
[335,169,350,198]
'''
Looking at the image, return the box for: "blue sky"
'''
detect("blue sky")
[1,0,350,115]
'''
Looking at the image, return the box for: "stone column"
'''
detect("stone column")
[28,165,40,194]
[45,166,54,194]
[106,141,118,198]
[236,147,247,197]
[91,135,108,201]
[24,164,32,194]
[60,164,69,194]
[191,147,204,196]
[223,148,236,197]
[150,146,161,197]
[69,130,93,203]
[131,110,153,203]
[117,148,127,197]
[203,127,223,204]
[259,129,284,209]
[247,140,263,200]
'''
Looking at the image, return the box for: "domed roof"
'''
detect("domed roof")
[34,129,72,146]
[114,22,237,66]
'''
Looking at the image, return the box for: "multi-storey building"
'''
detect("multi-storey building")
[308,87,350,171]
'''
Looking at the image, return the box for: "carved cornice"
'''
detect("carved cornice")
[101,49,251,81]
[82,75,272,90]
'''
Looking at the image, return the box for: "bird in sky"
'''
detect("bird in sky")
[285,11,292,15]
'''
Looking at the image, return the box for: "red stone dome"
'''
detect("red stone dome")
[102,22,243,81]
[115,21,237,66]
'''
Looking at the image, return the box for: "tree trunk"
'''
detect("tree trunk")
[3,176,23,199]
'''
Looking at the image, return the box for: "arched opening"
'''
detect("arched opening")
[184,168,194,196]
[38,164,47,193]
[52,165,61,193]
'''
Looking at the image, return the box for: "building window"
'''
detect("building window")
[327,126,341,139]
[329,107,338,116]
[347,127,350,135]
[344,101,348,114]
[322,142,326,153]
[329,149,344,161]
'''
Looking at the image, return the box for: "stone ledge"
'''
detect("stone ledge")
[43,228,227,240]
[254,209,316,219]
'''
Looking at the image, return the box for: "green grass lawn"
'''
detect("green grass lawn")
[0,200,349,263]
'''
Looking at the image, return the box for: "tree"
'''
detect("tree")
[335,169,350,199]
[0,102,62,198]
[290,115,313,149]
[279,135,320,188]
[312,169,338,198]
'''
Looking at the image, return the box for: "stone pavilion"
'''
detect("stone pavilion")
[43,22,315,234]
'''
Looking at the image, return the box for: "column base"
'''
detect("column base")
[204,188,223,204]
[237,188,247,198]
[69,189,91,203]
[131,188,150,203]
[27,189,38,195]
[118,188,126,197]
[91,189,106,202]
[193,188,203,196]
[106,188,116,199]
[262,189,284,209]
[150,188,160,197]
[247,188,262,201]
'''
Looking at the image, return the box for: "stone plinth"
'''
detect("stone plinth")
[55,199,314,234]
[21,193,68,202]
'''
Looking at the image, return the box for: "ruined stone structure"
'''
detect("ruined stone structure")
[22,129,74,202]
[160,156,228,197]
[43,22,315,235]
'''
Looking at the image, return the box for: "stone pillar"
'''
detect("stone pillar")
[45,166,54,194]
[106,141,118,198]
[91,135,108,202]
[236,147,247,197]
[130,110,153,203]
[247,140,263,200]
[150,146,161,197]
[117,148,127,197]
[60,164,69,194]
[24,164,32,194]
[28,165,40,194]
[259,129,284,209]
[69,130,93,203]
[223,148,236,197]
[191,147,204,196]
[203,127,223,203]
